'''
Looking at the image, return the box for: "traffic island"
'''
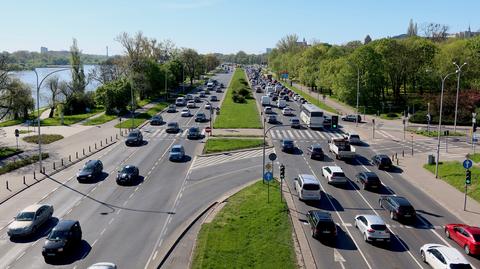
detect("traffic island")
[203,138,265,154]
[22,134,64,144]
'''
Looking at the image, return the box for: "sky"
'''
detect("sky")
[1,0,480,55]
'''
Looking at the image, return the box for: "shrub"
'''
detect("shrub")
[409,111,428,123]
[232,93,246,103]
[386,112,398,118]
[238,88,250,98]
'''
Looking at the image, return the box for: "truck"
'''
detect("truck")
[328,137,356,160]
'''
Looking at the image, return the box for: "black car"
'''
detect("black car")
[187,127,202,139]
[42,220,82,262]
[281,139,295,153]
[379,196,416,221]
[341,114,362,122]
[307,144,324,160]
[167,104,176,113]
[306,210,337,240]
[150,115,163,125]
[116,165,140,185]
[282,95,289,101]
[166,122,180,133]
[356,171,381,190]
[195,113,208,122]
[371,154,393,170]
[77,160,103,182]
[125,130,143,146]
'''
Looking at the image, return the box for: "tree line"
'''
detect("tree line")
[1,50,106,70]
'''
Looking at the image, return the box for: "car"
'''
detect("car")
[355,214,391,243]
[167,104,176,113]
[187,127,202,139]
[321,166,347,185]
[116,165,140,185]
[307,210,337,240]
[169,144,185,161]
[290,117,301,128]
[272,95,278,102]
[185,94,194,101]
[181,108,191,117]
[281,139,295,153]
[255,86,262,93]
[345,133,361,144]
[282,95,289,101]
[205,103,212,110]
[264,106,274,114]
[77,160,103,182]
[356,172,381,190]
[42,220,82,262]
[341,114,362,122]
[166,122,180,133]
[282,107,294,116]
[175,97,186,106]
[215,88,222,93]
[186,100,196,108]
[372,154,393,170]
[379,195,416,221]
[199,91,206,98]
[150,115,163,125]
[220,83,224,88]
[7,204,53,237]
[420,244,472,269]
[293,174,321,201]
[307,144,324,160]
[210,95,218,101]
[194,96,201,103]
[87,263,117,269]
[125,129,143,146]
[267,115,277,124]
[195,112,208,122]
[445,224,480,255]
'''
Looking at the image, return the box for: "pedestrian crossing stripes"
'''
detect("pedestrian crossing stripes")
[141,127,207,140]
[191,147,275,169]
[270,129,345,141]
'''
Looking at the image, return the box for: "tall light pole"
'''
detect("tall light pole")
[33,68,70,173]
[453,62,467,133]
[355,67,360,127]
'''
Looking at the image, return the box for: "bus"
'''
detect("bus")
[300,103,324,128]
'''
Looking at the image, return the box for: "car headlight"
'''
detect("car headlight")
[57,248,63,252]
[87,175,92,177]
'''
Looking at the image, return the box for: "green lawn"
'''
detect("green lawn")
[214,69,262,129]
[41,108,104,126]
[191,180,296,269]
[114,102,168,129]
[380,113,401,120]
[0,153,49,175]
[23,134,64,144]
[0,147,22,159]
[279,81,337,114]
[467,153,480,163]
[408,128,465,138]
[82,114,117,126]
[424,162,480,203]
[0,107,49,127]
[204,138,264,154]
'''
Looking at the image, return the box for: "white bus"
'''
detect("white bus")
[300,103,324,128]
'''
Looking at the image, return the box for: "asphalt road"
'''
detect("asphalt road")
[253,83,480,269]
[0,71,264,269]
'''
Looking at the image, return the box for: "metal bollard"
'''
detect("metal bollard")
[83,148,85,156]
[76,152,78,159]
[69,155,71,162]
[402,150,404,157]
[34,171,36,179]
[392,154,395,161]
[105,138,107,144]
[95,143,97,150]
[61,158,64,166]
[23,176,26,185]
[396,158,399,165]
[116,134,118,140]
[110,136,112,142]
[395,153,398,160]
[6,181,9,190]
[42,167,45,174]
[89,145,91,152]
[100,141,103,147]
[53,162,55,170]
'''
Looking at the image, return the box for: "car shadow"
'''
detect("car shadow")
[306,192,344,212]
[372,235,408,252]
[9,217,59,243]
[387,166,403,174]
[141,140,149,146]
[331,227,357,250]
[367,184,395,195]
[337,180,359,191]
[288,148,303,155]
[78,172,109,184]
[351,156,372,166]
[355,141,370,147]
[46,240,91,265]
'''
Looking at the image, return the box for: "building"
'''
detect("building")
[266,48,272,53]
[40,47,48,53]
[296,38,309,47]
[455,25,480,39]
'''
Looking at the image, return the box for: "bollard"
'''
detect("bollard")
[76,152,79,159]
[83,148,85,156]
[61,158,64,166]
[395,152,398,160]
[89,145,91,152]
[402,150,404,157]
[95,143,97,150]
[6,181,9,190]
[53,162,55,170]
[116,134,118,140]
[110,136,112,142]
[105,138,107,144]
[396,158,399,165]
[392,154,395,161]
[34,171,36,179]
[23,176,26,185]
[42,167,45,174]
[69,155,71,162]
[101,140,103,147]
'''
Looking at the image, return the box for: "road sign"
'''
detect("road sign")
[264,172,273,182]
[205,127,212,133]
[268,153,277,161]
[265,163,272,171]
[463,159,473,169]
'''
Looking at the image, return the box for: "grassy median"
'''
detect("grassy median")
[23,134,64,144]
[204,138,264,154]
[214,69,262,129]
[192,180,296,269]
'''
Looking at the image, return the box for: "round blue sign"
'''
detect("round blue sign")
[463,159,473,169]
[264,172,273,182]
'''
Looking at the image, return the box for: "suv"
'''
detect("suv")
[342,114,362,122]
[195,113,207,122]
[321,166,347,185]
[175,97,186,106]
[166,122,180,133]
[187,127,202,139]
[8,204,54,237]
[345,133,361,144]
[150,115,163,125]
[356,172,381,190]
[167,104,176,113]
[307,210,337,240]
[210,95,218,101]
[372,155,393,170]
[355,214,391,243]
[125,129,143,146]
[281,139,295,153]
[186,100,196,108]
[42,220,82,261]
[307,144,324,160]
[294,174,321,201]
[169,145,185,161]
[77,160,103,182]
[379,196,416,221]
[116,165,140,185]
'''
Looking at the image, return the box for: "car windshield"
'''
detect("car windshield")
[128,133,138,138]
[48,230,69,241]
[312,147,322,153]
[380,158,392,165]
[16,212,35,221]
[121,167,136,173]
[189,128,198,132]
[450,264,473,269]
[350,135,360,139]
[367,176,380,182]
[371,224,387,231]
[291,119,299,123]
[171,147,182,153]
[83,164,95,172]
[283,140,293,145]
[332,172,345,177]
[197,113,205,117]
[303,184,320,191]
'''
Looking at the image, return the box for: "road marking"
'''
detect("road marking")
[15,252,25,261]
[100,228,107,235]
[92,239,98,247]
[108,218,114,225]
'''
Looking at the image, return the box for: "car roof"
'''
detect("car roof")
[308,210,333,221]
[359,214,385,225]
[360,171,378,178]
[427,245,470,263]
[325,166,343,173]
[54,220,78,231]
[376,154,389,159]
[172,144,183,149]
[311,144,322,148]
[86,159,100,165]
[464,225,480,235]
[22,204,45,212]
[87,263,117,269]
[123,165,136,169]
[298,174,319,184]
[386,196,412,206]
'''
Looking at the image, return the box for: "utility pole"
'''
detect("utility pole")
[453,62,467,133]
[427,102,430,133]
[356,67,360,127]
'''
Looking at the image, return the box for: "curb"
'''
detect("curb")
[199,145,273,157]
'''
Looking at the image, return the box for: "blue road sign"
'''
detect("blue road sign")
[463,159,473,169]
[264,171,273,182]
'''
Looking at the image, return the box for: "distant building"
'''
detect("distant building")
[455,25,480,38]
[266,48,272,53]
[40,47,48,53]
[296,38,309,47]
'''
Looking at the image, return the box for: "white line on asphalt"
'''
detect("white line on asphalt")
[116,209,121,215]
[123,200,128,206]
[417,217,452,247]
[128,193,134,199]
[15,251,25,261]
[153,250,158,261]
[135,186,139,192]
[100,228,107,236]
[108,218,114,225]
[92,239,98,247]
[66,208,72,215]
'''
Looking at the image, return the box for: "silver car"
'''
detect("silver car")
[8,204,54,237]
[354,214,391,243]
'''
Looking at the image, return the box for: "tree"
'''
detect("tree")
[407,19,418,37]
[423,23,449,42]
[70,38,86,94]
[88,56,125,85]
[180,48,201,86]
[0,55,12,120]
[276,34,301,53]
[7,79,34,120]
[95,78,132,114]
[45,76,61,118]
[203,54,220,72]
[364,35,372,44]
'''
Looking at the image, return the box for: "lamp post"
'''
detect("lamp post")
[348,62,361,127]
[453,62,467,133]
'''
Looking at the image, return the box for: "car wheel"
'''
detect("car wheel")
[390,211,395,220]
[445,229,450,239]
[363,232,368,242]
[465,245,471,255]
[420,250,426,263]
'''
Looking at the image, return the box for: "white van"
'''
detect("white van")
[294,174,321,201]
[277,99,287,109]
[207,82,214,90]
[175,97,186,106]
[261,96,270,106]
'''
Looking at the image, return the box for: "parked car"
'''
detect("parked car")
[167,104,176,113]
[420,244,472,269]
[187,127,202,139]
[267,115,277,124]
[290,117,301,128]
[125,129,143,146]
[181,108,192,117]
[195,112,208,122]
[116,165,140,185]
[42,220,82,262]
[281,139,295,153]
[166,122,180,133]
[355,214,391,243]
[356,172,381,190]
[77,160,103,182]
[169,144,185,161]
[321,166,347,185]
[282,107,294,116]
[372,154,393,170]
[445,224,480,255]
[379,195,416,221]
[307,210,337,240]
[293,174,321,201]
[186,100,196,108]
[341,114,362,122]
[150,115,163,125]
[264,106,274,114]
[7,204,53,237]
[307,144,324,160]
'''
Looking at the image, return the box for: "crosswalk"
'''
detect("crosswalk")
[142,128,206,140]
[270,128,345,141]
[191,147,274,170]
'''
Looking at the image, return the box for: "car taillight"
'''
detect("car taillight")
[367,229,375,233]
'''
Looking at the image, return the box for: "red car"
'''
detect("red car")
[445,224,480,255]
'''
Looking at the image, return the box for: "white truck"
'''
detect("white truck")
[328,137,356,160]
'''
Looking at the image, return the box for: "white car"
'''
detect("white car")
[420,244,472,269]
[87,263,117,269]
[264,106,274,114]
[282,107,294,116]
[355,214,391,243]
[8,204,54,237]
[205,103,212,110]
[345,133,361,145]
[181,108,191,117]
[186,100,196,108]
[321,166,348,185]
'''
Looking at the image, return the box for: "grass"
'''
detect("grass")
[82,114,117,126]
[380,113,401,120]
[214,69,262,129]
[204,138,265,154]
[191,180,296,269]
[424,162,480,203]
[41,108,104,126]
[23,134,64,144]
[0,147,22,159]
[408,128,465,138]
[467,153,480,163]
[0,153,49,175]
[279,81,337,114]
[114,102,168,129]
[18,130,33,134]
[0,107,49,127]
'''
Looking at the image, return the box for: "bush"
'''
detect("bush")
[0,153,49,175]
[386,112,398,118]
[238,88,250,98]
[409,111,428,123]
[232,93,246,103]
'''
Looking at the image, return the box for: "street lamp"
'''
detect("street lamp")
[453,62,467,133]
[348,62,361,127]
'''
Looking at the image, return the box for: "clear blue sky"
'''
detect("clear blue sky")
[1,0,479,55]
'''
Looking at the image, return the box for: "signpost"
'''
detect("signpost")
[266,153,277,203]
[14,129,19,150]
[205,127,212,135]
[463,159,473,210]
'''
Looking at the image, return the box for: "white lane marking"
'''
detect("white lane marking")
[304,130,314,139]
[14,251,25,261]
[100,228,107,236]
[286,130,295,139]
[92,239,98,247]
[108,218,114,225]
[296,130,307,139]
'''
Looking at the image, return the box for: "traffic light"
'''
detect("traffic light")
[474,123,477,133]
[331,116,338,129]
[466,170,472,185]
[280,164,285,179]
[14,129,19,137]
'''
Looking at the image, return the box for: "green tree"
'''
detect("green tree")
[95,78,131,114]
[180,48,202,86]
